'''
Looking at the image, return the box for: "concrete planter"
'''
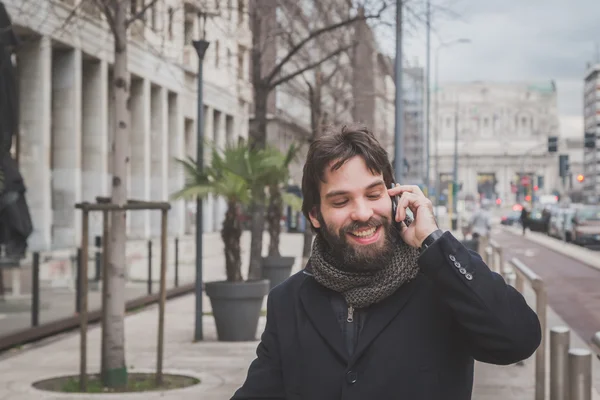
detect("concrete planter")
[261,256,295,290]
[205,279,269,341]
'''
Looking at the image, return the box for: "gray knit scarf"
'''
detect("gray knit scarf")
[309,225,421,309]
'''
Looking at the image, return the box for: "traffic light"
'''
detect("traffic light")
[559,154,569,177]
[548,136,558,152]
[584,132,596,149]
[577,174,585,182]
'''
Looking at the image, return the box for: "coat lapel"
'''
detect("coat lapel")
[351,276,422,363]
[299,276,348,363]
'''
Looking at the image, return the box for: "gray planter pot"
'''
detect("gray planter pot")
[261,256,295,290]
[205,279,270,341]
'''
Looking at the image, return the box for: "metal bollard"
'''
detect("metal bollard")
[94,235,102,281]
[568,348,592,400]
[550,326,570,400]
[485,247,493,271]
[31,252,40,327]
[75,248,82,313]
[592,331,600,358]
[174,237,179,287]
[147,240,152,295]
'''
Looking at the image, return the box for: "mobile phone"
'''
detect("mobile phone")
[390,184,399,222]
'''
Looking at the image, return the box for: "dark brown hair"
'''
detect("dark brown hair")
[301,124,395,230]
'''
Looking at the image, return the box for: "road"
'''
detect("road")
[492,228,600,343]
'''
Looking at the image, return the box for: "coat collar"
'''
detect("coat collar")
[299,260,421,364]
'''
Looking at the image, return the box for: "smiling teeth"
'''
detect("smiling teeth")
[351,227,376,237]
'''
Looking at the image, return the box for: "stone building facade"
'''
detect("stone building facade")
[432,81,561,205]
[6,0,252,250]
[583,64,600,203]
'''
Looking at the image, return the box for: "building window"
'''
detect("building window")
[184,7,194,46]
[167,7,174,40]
[215,41,220,67]
[522,117,527,127]
[483,118,489,128]
[446,117,452,128]
[237,45,245,80]
[238,0,245,25]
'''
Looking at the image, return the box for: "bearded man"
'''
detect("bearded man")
[232,125,541,400]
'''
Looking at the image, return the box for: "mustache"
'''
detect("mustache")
[341,217,386,234]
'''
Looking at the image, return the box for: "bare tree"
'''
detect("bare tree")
[246,0,391,279]
[85,0,163,388]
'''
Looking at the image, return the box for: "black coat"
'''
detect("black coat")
[232,232,541,400]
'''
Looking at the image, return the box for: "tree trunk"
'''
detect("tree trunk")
[302,68,323,266]
[221,201,243,282]
[247,85,269,279]
[267,185,282,257]
[102,3,128,388]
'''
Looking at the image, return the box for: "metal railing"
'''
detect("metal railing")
[479,238,597,400]
[510,257,547,400]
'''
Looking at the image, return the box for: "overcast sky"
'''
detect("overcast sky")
[375,0,600,136]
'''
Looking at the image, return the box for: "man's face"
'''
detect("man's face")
[309,156,396,271]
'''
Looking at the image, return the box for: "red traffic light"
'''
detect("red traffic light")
[577,174,585,182]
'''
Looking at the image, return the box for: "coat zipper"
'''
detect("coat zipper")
[347,305,354,323]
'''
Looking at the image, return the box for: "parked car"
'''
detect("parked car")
[570,206,600,249]
[500,210,521,226]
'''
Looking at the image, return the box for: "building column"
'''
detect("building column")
[51,47,82,248]
[167,92,185,236]
[214,111,227,232]
[150,85,168,237]
[202,106,214,233]
[17,36,52,251]
[130,78,151,238]
[82,59,108,238]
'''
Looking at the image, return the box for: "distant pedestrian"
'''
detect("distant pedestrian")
[232,125,541,400]
[520,206,529,235]
[469,200,492,240]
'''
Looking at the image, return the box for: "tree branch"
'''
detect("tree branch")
[265,3,388,86]
[91,0,116,35]
[125,0,161,27]
[269,43,355,90]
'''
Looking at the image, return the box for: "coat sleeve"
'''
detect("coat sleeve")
[418,231,542,365]
[231,291,286,400]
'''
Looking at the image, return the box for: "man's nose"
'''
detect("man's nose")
[350,200,374,222]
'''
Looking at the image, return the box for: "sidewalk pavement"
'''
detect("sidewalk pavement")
[1,227,599,399]
[502,225,600,271]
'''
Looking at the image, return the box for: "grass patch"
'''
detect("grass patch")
[33,373,200,393]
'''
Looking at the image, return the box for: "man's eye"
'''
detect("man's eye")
[367,193,382,199]
[332,200,348,207]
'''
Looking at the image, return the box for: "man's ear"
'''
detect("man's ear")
[308,207,321,229]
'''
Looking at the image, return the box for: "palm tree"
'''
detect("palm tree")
[172,141,281,282]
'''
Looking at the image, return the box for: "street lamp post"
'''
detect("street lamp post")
[433,38,470,216]
[425,0,431,196]
[451,102,459,230]
[192,20,210,342]
[394,0,404,182]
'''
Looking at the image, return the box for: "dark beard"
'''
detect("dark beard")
[317,214,397,272]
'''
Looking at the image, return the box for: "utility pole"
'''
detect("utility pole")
[192,15,210,341]
[394,0,404,182]
[425,0,431,197]
[451,102,459,230]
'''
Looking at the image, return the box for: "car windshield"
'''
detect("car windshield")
[578,207,600,221]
